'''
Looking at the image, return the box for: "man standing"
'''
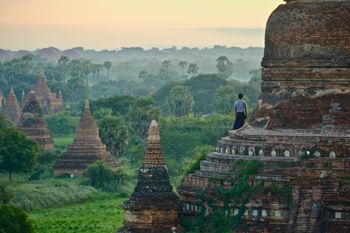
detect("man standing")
[233,93,247,130]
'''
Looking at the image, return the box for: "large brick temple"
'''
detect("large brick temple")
[178,0,350,232]
[53,100,117,176]
[17,92,54,150]
[24,72,63,114]
[118,120,182,233]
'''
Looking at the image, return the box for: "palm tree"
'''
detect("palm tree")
[162,60,172,70]
[178,61,187,77]
[58,56,70,83]
[216,56,233,78]
[187,63,199,77]
[103,61,112,80]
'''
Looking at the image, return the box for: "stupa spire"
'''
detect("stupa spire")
[144,120,165,167]
[118,119,182,233]
[1,88,21,123]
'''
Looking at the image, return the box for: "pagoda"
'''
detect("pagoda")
[1,88,21,124]
[26,72,63,114]
[17,92,54,150]
[178,0,350,232]
[118,120,182,233]
[53,100,117,176]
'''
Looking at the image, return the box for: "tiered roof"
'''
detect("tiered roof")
[53,100,117,176]
[29,72,62,114]
[143,120,165,167]
[17,92,53,150]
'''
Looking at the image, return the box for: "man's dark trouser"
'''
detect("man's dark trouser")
[233,112,245,130]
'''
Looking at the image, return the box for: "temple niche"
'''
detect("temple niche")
[53,100,117,176]
[1,88,21,124]
[24,72,63,114]
[178,0,350,233]
[17,92,54,150]
[118,120,182,233]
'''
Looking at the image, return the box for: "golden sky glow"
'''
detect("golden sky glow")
[0,0,282,50]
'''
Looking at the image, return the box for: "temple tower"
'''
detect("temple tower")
[53,100,117,176]
[118,120,182,233]
[178,1,350,232]
[28,72,63,114]
[1,88,21,124]
[17,92,54,150]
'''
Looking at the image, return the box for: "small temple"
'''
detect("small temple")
[118,120,182,233]
[17,92,54,150]
[24,72,63,114]
[53,100,117,176]
[178,0,350,232]
[1,88,21,124]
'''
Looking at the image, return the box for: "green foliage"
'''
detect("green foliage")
[126,97,160,140]
[52,135,74,151]
[0,182,13,204]
[185,145,214,174]
[216,56,234,79]
[185,74,228,115]
[0,205,34,233]
[30,198,126,233]
[167,85,194,117]
[213,86,237,114]
[83,161,126,193]
[188,63,199,77]
[45,113,79,136]
[97,115,128,156]
[0,127,39,179]
[90,95,137,116]
[234,160,263,176]
[8,180,108,211]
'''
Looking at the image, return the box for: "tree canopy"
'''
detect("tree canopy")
[0,127,39,179]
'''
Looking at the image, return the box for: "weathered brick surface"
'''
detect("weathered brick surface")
[178,1,350,232]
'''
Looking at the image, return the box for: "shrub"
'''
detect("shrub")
[83,161,126,193]
[8,181,107,211]
[45,113,79,136]
[0,182,13,204]
[0,205,34,233]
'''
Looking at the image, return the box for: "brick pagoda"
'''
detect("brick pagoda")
[1,88,21,124]
[118,120,182,233]
[53,100,117,176]
[17,92,54,150]
[178,0,350,232]
[26,72,63,114]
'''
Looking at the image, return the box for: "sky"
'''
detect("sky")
[0,0,282,50]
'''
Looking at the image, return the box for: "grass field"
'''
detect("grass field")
[53,135,74,151]
[30,198,127,233]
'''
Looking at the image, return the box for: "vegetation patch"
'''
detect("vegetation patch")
[8,180,109,211]
[30,198,126,233]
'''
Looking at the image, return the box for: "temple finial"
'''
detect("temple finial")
[144,120,165,167]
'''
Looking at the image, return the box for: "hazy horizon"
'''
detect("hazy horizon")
[0,0,282,50]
